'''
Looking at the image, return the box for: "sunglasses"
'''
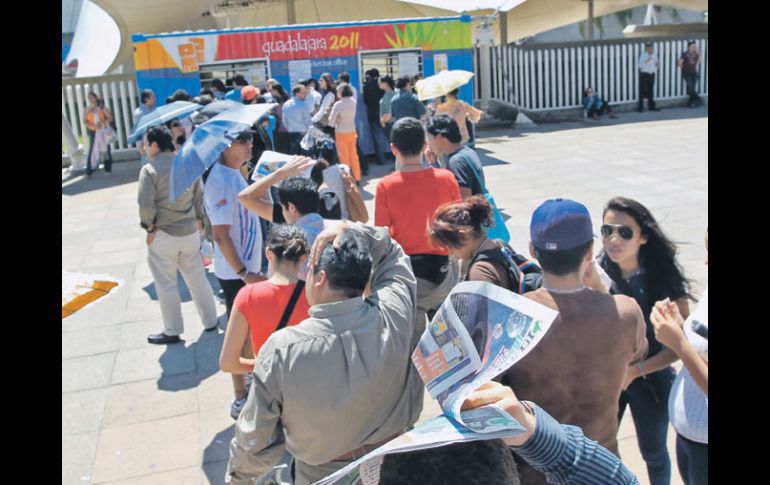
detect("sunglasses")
[601,224,634,240]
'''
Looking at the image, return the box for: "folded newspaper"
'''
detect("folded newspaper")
[313,281,558,485]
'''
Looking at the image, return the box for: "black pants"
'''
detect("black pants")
[587,99,612,117]
[638,72,656,110]
[274,131,290,154]
[86,129,113,175]
[217,278,245,318]
[684,72,702,106]
[288,132,309,156]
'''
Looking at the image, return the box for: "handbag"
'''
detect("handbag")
[461,154,511,242]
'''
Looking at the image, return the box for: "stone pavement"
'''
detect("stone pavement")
[62,106,707,485]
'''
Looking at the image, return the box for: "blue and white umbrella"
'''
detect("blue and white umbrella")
[169,103,276,202]
[127,101,203,145]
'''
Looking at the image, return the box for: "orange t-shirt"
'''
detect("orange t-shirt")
[234,281,310,356]
[374,168,461,255]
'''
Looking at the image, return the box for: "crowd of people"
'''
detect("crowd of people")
[131,68,707,485]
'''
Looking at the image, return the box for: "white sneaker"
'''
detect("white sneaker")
[231,398,247,420]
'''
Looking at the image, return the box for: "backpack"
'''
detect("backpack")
[467,240,543,294]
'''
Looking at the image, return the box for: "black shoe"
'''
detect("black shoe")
[148,333,181,344]
[204,324,219,332]
[649,107,660,112]
[637,107,644,113]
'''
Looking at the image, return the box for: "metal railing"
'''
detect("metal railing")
[62,74,139,150]
[479,35,708,111]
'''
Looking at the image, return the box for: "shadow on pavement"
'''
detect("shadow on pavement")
[62,160,142,196]
[157,327,225,391]
[477,105,708,140]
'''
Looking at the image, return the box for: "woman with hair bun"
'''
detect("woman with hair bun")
[219,225,311,389]
[430,195,542,293]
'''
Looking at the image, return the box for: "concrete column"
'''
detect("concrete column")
[480,44,491,110]
[588,0,594,40]
[500,12,508,46]
[287,0,296,24]
[62,113,86,171]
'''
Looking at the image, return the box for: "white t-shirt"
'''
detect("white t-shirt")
[668,288,708,443]
[203,162,262,280]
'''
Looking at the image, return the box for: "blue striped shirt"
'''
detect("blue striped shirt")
[515,405,639,485]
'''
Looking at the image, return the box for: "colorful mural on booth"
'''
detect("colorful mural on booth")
[132,16,473,106]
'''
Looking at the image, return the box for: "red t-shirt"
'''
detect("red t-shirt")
[234,281,310,356]
[374,168,461,255]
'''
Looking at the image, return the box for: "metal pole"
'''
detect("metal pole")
[588,0,594,40]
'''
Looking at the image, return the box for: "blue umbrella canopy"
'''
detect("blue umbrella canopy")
[127,101,203,145]
[169,103,276,202]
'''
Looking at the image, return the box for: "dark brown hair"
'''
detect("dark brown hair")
[430,196,494,249]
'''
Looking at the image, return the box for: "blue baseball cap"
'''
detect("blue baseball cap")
[530,199,594,251]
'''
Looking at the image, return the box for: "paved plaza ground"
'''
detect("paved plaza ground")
[62,106,707,485]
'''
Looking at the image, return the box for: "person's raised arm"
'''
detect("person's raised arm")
[308,222,417,333]
[651,301,708,395]
[238,156,315,220]
[462,382,640,485]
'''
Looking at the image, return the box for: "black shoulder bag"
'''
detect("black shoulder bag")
[276,281,306,332]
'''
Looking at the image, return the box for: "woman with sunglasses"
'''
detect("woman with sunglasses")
[598,196,693,485]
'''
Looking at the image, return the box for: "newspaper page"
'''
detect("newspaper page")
[312,281,558,485]
[250,150,312,181]
[312,414,530,485]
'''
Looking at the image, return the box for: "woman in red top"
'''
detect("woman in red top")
[219,224,311,377]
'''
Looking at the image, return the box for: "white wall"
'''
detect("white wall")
[526,6,706,44]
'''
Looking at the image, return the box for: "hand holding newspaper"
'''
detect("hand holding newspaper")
[313,281,558,485]
[250,150,313,181]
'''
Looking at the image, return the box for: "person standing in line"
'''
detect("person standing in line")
[203,130,265,420]
[498,198,648,485]
[301,78,322,115]
[226,75,249,102]
[678,41,703,107]
[598,196,692,485]
[138,126,218,344]
[363,68,387,165]
[211,79,228,100]
[375,117,462,370]
[337,72,358,99]
[133,88,156,124]
[378,75,397,162]
[269,82,291,154]
[426,115,486,197]
[651,229,708,485]
[313,73,337,137]
[226,220,422,485]
[390,76,426,123]
[638,43,660,112]
[219,224,311,374]
[282,84,312,156]
[329,83,362,182]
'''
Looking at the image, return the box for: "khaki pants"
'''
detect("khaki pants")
[147,230,218,336]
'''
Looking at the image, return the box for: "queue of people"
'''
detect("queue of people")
[129,71,706,485]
